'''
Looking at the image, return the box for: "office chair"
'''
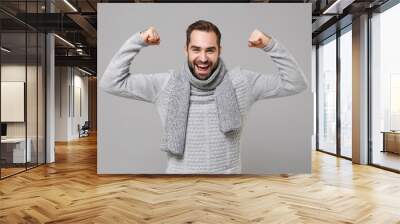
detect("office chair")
[79,121,90,138]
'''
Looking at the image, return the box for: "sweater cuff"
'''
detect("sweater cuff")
[262,37,277,52]
[130,31,149,47]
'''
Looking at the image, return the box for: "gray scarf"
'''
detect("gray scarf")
[160,59,241,157]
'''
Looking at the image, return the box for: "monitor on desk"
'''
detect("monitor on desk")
[1,123,7,138]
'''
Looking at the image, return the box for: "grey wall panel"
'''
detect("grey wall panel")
[98,3,313,174]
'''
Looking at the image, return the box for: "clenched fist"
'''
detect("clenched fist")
[248,29,271,49]
[140,26,160,45]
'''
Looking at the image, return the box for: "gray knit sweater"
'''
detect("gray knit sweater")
[100,32,308,174]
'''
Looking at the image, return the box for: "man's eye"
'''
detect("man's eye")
[192,49,200,52]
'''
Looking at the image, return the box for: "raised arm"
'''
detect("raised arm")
[99,27,169,103]
[244,29,308,104]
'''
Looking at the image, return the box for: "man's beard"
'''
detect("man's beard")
[188,58,219,80]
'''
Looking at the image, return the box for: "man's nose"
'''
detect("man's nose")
[199,52,208,62]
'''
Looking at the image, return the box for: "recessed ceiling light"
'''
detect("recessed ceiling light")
[54,34,75,48]
[78,67,92,76]
[322,0,354,15]
[1,47,11,53]
[63,0,78,12]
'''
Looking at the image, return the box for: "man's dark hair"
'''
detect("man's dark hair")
[186,20,221,48]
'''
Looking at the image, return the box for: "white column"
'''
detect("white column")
[45,0,56,163]
[352,14,369,164]
[46,32,55,163]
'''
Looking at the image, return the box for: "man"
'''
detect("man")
[100,20,307,174]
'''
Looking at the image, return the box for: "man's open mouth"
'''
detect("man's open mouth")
[195,63,210,72]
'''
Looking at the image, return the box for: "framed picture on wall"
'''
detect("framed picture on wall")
[1,81,25,122]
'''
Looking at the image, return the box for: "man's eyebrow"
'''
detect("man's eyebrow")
[190,46,217,50]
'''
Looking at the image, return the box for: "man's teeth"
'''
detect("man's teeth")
[197,64,209,69]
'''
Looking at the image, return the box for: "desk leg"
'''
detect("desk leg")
[382,133,386,152]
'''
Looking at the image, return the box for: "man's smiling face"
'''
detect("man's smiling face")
[185,30,221,80]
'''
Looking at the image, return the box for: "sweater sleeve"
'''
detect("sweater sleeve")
[241,38,308,104]
[99,32,170,104]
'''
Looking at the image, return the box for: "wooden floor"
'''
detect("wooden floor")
[1,134,400,223]
[373,150,400,171]
[0,167,26,178]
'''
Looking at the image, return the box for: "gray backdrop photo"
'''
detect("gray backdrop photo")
[97,3,313,174]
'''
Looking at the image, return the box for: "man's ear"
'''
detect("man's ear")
[219,46,222,56]
[184,45,188,57]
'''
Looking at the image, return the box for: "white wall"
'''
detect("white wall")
[72,72,89,138]
[55,67,89,141]
[55,66,69,141]
[1,63,46,164]
[1,65,38,138]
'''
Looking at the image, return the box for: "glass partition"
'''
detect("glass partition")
[38,32,45,165]
[0,1,46,179]
[1,31,28,177]
[27,30,38,170]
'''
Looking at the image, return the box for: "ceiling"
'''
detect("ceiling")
[0,0,391,75]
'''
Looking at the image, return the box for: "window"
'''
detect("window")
[340,28,352,158]
[317,36,337,154]
[371,2,400,171]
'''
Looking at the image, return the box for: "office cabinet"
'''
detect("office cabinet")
[382,131,400,154]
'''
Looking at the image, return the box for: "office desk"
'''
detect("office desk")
[1,138,32,163]
[381,131,400,154]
